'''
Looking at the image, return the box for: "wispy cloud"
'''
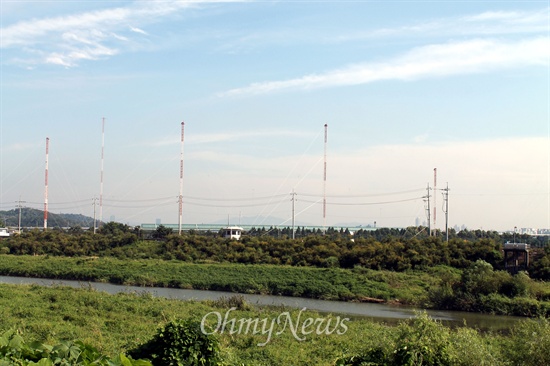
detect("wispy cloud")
[0,142,38,152]
[0,0,231,67]
[146,129,313,147]
[219,8,548,53]
[219,37,549,96]
[129,26,148,35]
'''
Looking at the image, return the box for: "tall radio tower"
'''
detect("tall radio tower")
[178,121,185,235]
[44,137,49,230]
[433,168,437,235]
[323,124,328,232]
[99,117,105,228]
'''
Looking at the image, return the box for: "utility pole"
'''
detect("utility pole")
[93,197,98,234]
[16,196,26,234]
[424,183,431,236]
[291,190,297,239]
[442,183,450,242]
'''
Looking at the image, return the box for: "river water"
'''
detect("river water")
[0,275,525,331]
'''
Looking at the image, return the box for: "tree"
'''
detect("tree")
[152,225,173,240]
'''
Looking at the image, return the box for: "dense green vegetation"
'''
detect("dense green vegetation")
[0,208,95,229]
[1,284,549,365]
[1,223,549,317]
[2,224,548,277]
[0,255,549,317]
[428,260,550,317]
[0,328,150,365]
[0,255,433,303]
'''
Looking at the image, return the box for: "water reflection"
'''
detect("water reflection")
[0,275,524,331]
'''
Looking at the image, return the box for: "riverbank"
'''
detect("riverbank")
[0,275,526,332]
[1,283,549,365]
[0,254,435,303]
[0,254,548,317]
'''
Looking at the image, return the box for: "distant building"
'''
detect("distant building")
[0,228,9,238]
[222,226,243,240]
[503,242,530,274]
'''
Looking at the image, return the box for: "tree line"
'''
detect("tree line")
[1,222,548,280]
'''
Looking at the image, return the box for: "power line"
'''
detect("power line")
[299,187,425,198]
[299,196,423,206]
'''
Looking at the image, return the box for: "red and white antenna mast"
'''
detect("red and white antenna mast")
[178,121,185,235]
[99,117,105,227]
[44,137,49,230]
[433,167,437,235]
[323,124,328,231]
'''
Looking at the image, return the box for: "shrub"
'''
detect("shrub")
[393,312,453,366]
[0,328,150,365]
[209,295,251,311]
[334,347,390,366]
[129,319,221,366]
[447,327,502,366]
[503,318,550,366]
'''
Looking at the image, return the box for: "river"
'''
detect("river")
[0,275,525,331]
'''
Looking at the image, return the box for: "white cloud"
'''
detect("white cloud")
[463,9,548,24]
[129,26,148,35]
[219,37,549,96]
[217,7,548,54]
[3,4,547,68]
[1,2,196,48]
[0,0,223,67]
[379,8,548,39]
[146,129,314,147]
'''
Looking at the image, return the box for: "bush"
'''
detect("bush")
[0,328,150,365]
[334,347,390,366]
[129,319,221,366]
[447,327,502,366]
[334,312,455,366]
[503,318,550,366]
[393,312,453,366]
[209,295,251,311]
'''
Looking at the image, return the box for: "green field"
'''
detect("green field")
[0,254,549,318]
[1,283,549,365]
[0,254,439,303]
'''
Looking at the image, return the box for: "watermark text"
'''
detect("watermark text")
[201,307,349,346]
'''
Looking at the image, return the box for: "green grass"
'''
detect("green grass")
[0,255,437,305]
[1,283,549,365]
[0,254,548,317]
[0,283,386,365]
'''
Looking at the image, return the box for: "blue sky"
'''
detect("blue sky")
[1,1,548,231]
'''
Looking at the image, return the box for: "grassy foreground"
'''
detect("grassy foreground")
[1,283,549,365]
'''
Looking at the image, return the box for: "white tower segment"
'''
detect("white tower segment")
[44,137,49,230]
[433,167,437,234]
[99,117,105,227]
[323,123,328,231]
[178,121,185,235]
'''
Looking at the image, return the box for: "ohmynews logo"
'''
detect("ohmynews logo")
[201,307,350,346]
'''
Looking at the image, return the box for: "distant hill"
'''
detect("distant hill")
[0,208,96,228]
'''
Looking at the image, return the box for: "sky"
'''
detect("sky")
[0,0,548,232]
